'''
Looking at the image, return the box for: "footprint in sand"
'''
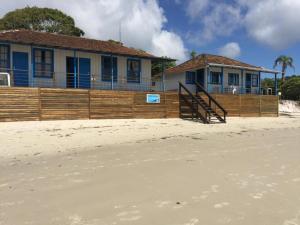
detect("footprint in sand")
[183,218,199,225]
[214,202,230,209]
[211,185,219,193]
[250,193,264,199]
[117,210,141,221]
[173,201,187,209]
[156,200,172,208]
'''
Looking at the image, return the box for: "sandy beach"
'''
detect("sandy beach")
[1,116,300,225]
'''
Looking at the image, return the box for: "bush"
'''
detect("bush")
[282,76,300,100]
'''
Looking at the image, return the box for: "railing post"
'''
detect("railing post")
[111,55,114,90]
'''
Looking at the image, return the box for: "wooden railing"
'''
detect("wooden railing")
[195,81,227,122]
[179,82,209,123]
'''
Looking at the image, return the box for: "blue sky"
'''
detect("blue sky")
[1,0,299,76]
[159,0,299,76]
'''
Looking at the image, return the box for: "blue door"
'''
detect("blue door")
[13,52,29,87]
[196,69,205,87]
[79,58,91,89]
[66,57,90,89]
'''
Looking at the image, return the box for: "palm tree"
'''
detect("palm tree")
[190,50,197,59]
[273,55,295,84]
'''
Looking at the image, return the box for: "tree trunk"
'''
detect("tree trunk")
[281,65,286,84]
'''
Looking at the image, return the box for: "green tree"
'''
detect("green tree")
[273,55,295,84]
[0,6,84,36]
[190,50,197,59]
[281,76,300,100]
[261,78,274,89]
[152,57,176,76]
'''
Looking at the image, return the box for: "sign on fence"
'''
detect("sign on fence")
[146,94,160,103]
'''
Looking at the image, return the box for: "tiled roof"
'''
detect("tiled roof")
[166,54,262,74]
[0,29,164,60]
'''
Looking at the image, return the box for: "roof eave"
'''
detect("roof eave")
[0,38,174,61]
[207,63,281,74]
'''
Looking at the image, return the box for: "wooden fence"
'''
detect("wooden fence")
[200,94,279,117]
[0,87,278,122]
[0,87,179,122]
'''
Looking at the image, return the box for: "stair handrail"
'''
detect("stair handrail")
[194,81,227,117]
[179,82,209,123]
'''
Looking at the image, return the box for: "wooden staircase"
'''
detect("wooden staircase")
[179,82,227,124]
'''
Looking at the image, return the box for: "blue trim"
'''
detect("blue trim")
[0,44,10,71]
[206,67,210,90]
[32,47,54,78]
[73,51,77,88]
[127,58,141,83]
[221,67,224,92]
[101,56,118,82]
[258,72,261,94]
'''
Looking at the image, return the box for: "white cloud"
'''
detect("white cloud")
[185,0,300,49]
[186,0,209,19]
[0,0,188,61]
[218,42,241,58]
[243,0,300,49]
[185,1,241,45]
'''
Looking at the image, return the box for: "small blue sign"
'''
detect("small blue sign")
[146,94,160,104]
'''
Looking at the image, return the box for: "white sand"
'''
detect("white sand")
[280,100,300,113]
[0,116,299,159]
[1,116,300,225]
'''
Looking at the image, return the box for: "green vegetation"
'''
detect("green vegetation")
[0,6,84,36]
[273,55,295,84]
[152,57,176,76]
[190,50,197,59]
[281,76,300,100]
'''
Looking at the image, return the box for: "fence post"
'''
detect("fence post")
[239,94,242,117]
[259,95,262,117]
[88,89,91,120]
[38,87,42,121]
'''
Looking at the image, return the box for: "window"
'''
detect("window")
[101,56,118,82]
[0,45,10,72]
[228,73,239,86]
[127,59,141,83]
[251,74,259,87]
[210,72,221,84]
[185,71,196,84]
[33,48,53,78]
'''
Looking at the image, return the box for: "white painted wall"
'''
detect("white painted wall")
[164,66,260,94]
[7,43,152,90]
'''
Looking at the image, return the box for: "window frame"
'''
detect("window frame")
[0,44,10,72]
[101,56,118,82]
[185,71,196,84]
[127,58,141,83]
[210,72,221,85]
[228,73,239,86]
[251,74,259,87]
[33,48,54,78]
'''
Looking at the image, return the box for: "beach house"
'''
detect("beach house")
[0,30,169,91]
[161,54,280,95]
